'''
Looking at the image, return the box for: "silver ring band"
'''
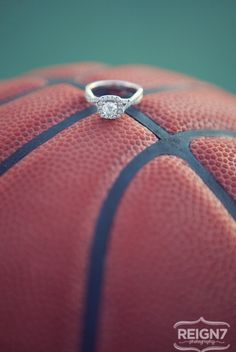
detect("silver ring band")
[85,80,143,119]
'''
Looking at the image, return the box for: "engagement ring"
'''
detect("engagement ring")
[85,80,143,119]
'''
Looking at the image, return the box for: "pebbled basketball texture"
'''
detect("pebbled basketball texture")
[0,63,236,352]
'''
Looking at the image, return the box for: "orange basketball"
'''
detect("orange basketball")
[0,63,235,352]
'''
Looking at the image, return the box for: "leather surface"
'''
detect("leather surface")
[0,63,235,352]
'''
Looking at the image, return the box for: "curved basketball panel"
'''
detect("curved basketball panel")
[191,137,236,200]
[0,113,156,352]
[139,87,236,133]
[97,156,236,352]
[0,77,46,104]
[0,84,87,163]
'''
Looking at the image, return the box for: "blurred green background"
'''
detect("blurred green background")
[0,0,235,92]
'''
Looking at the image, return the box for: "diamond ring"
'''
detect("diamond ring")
[85,80,143,119]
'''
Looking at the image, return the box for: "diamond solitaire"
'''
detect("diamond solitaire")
[97,95,125,119]
[85,80,143,119]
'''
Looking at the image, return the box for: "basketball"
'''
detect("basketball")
[0,63,235,352]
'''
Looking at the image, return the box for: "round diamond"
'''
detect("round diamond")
[102,102,118,118]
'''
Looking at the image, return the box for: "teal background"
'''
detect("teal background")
[0,0,235,92]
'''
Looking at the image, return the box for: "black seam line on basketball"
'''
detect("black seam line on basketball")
[126,107,236,141]
[59,80,194,95]
[0,88,41,105]
[127,106,236,210]
[48,79,196,95]
[126,106,169,139]
[80,142,165,352]
[0,79,196,106]
[48,78,86,90]
[0,81,86,105]
[0,106,96,176]
[81,138,236,352]
[127,106,236,209]
[176,129,236,140]
[143,83,196,95]
[0,80,85,106]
